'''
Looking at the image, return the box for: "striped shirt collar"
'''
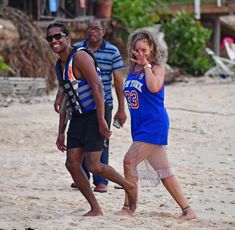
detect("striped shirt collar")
[83,39,106,50]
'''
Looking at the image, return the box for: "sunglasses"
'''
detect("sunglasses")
[46,32,66,42]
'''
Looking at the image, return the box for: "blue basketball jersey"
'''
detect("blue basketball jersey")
[124,67,169,145]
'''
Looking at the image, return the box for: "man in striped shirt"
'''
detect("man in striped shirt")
[63,19,127,193]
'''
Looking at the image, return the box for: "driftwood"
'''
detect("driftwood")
[0,6,57,90]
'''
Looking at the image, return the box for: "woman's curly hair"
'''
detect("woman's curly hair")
[126,28,166,69]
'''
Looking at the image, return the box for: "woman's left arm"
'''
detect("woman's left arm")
[145,64,165,93]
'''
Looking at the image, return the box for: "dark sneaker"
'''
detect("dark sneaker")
[94,184,107,193]
[71,183,79,189]
[114,185,124,190]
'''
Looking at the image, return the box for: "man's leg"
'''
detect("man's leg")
[93,107,112,191]
[85,151,137,212]
[82,159,91,179]
[93,145,109,191]
[71,159,90,188]
[65,147,102,216]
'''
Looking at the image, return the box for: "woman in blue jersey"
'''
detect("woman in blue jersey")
[116,29,197,222]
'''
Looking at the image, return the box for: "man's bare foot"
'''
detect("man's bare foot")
[125,182,138,212]
[83,209,103,217]
[177,207,197,223]
[114,207,133,217]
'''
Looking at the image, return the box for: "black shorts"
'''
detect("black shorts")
[67,106,108,152]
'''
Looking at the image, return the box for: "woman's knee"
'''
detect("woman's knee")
[124,155,132,168]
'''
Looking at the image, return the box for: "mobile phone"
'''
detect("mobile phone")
[113,119,121,129]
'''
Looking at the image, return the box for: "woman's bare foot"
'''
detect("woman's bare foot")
[114,207,133,217]
[125,182,138,212]
[177,207,197,223]
[83,209,103,217]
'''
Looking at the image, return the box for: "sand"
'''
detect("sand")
[0,76,234,230]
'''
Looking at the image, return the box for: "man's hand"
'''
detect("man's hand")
[56,133,67,152]
[114,109,127,127]
[113,70,126,127]
[98,118,112,139]
[54,89,65,113]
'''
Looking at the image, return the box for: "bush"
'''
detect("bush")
[0,55,15,75]
[112,0,160,34]
[161,11,213,76]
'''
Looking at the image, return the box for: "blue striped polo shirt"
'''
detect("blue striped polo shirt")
[73,40,125,109]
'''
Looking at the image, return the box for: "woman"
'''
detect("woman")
[116,29,197,223]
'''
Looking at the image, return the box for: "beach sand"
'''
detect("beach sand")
[0,77,234,230]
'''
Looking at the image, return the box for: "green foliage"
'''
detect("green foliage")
[161,0,217,3]
[161,11,213,76]
[0,56,15,75]
[112,0,161,33]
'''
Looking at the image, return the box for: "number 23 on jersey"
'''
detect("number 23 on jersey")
[124,90,139,109]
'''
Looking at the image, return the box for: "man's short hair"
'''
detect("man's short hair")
[88,19,104,29]
[47,22,70,36]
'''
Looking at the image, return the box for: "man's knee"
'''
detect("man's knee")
[65,159,79,172]
[87,161,103,174]
[65,160,70,171]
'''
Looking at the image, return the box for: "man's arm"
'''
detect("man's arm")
[56,91,71,152]
[54,86,65,113]
[113,70,127,126]
[56,109,67,152]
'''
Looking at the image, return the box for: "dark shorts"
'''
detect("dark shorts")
[67,106,108,152]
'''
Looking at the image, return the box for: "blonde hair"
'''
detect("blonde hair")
[126,28,166,68]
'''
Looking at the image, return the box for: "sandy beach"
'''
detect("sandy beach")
[0,76,234,230]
